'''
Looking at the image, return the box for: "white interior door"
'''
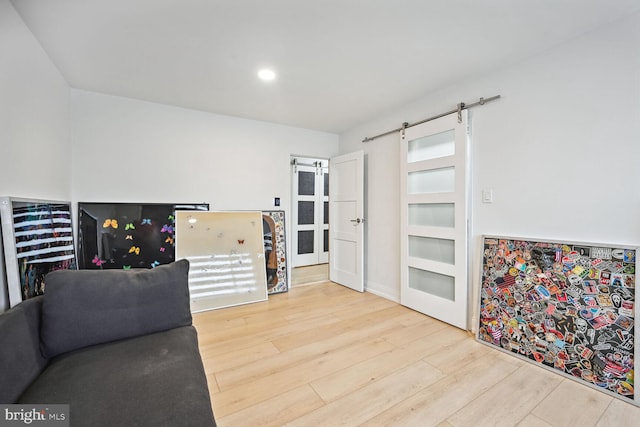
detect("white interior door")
[318,163,329,265]
[329,151,364,292]
[400,111,469,329]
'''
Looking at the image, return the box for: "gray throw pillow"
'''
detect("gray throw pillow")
[41,259,192,358]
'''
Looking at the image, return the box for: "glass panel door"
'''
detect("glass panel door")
[291,158,329,267]
[400,111,469,330]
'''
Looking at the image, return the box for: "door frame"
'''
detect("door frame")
[290,156,329,267]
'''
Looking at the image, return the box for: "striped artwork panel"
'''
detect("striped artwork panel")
[13,203,75,264]
[8,201,76,301]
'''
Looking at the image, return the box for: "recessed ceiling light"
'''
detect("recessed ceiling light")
[257,69,276,81]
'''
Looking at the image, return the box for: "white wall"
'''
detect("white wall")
[0,0,71,199]
[70,89,339,226]
[0,0,71,311]
[340,12,640,311]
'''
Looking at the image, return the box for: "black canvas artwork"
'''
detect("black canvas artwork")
[78,202,209,270]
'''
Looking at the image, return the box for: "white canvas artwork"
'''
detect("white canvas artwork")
[175,211,268,312]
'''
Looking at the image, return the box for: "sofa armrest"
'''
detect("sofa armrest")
[41,259,191,358]
[0,296,49,403]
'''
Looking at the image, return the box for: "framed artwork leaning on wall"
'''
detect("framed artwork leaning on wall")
[263,210,288,294]
[77,202,209,271]
[0,197,77,307]
[477,236,637,406]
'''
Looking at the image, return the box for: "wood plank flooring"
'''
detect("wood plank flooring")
[193,282,640,426]
[290,264,329,287]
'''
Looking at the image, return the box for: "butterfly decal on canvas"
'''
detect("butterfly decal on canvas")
[125,223,135,230]
[159,247,166,252]
[122,265,131,270]
[161,224,174,234]
[128,246,140,255]
[151,260,160,268]
[165,236,174,245]
[167,214,175,222]
[125,235,133,240]
[91,255,105,267]
[238,239,245,245]
[103,219,118,229]
[141,218,152,225]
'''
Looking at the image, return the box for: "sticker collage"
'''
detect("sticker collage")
[262,211,288,294]
[478,237,636,402]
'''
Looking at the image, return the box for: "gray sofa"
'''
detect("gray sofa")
[0,259,216,426]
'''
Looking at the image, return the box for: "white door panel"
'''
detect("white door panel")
[329,151,364,292]
[400,112,469,330]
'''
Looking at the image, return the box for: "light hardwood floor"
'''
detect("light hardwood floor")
[193,282,640,426]
[290,264,329,287]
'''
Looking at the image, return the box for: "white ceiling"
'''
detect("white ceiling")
[10,0,640,134]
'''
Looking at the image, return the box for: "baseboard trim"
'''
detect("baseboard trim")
[365,281,400,303]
